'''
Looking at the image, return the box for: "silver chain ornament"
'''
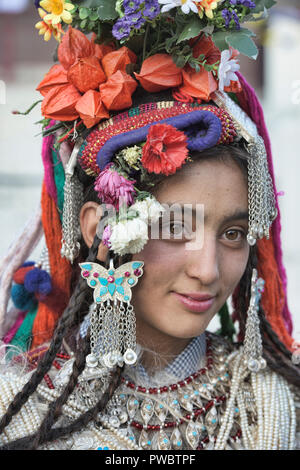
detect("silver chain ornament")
[243,268,267,373]
[212,91,277,246]
[61,138,84,264]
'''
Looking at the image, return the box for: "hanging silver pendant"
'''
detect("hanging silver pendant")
[170,428,184,450]
[185,421,200,449]
[126,396,139,420]
[139,430,152,450]
[140,399,154,425]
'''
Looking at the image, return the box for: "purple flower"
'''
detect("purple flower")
[127,11,146,29]
[112,18,131,40]
[94,163,136,210]
[222,9,232,28]
[123,0,143,14]
[232,10,241,30]
[230,0,256,7]
[222,8,241,30]
[143,0,160,19]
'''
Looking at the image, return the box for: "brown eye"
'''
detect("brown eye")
[224,229,245,241]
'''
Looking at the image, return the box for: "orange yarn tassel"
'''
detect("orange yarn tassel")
[257,234,294,350]
[31,181,72,348]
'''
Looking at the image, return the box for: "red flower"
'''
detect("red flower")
[141,124,188,176]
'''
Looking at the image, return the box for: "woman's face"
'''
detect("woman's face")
[130,158,250,350]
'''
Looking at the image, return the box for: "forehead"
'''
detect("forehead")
[153,159,248,219]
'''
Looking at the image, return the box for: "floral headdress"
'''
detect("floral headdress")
[3,0,295,357]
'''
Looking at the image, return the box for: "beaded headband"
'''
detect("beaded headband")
[79,101,237,177]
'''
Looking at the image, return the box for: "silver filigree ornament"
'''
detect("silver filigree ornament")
[212,91,277,247]
[243,268,267,373]
[61,138,84,263]
[79,257,144,369]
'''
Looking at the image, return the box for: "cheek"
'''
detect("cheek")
[131,241,185,302]
[220,246,250,296]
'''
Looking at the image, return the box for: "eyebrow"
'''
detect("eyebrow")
[161,202,249,224]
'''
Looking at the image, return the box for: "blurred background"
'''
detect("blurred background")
[0,0,299,337]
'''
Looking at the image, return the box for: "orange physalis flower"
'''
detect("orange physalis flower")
[101,46,137,78]
[67,56,106,93]
[191,34,221,66]
[179,68,217,100]
[134,54,183,92]
[57,26,93,71]
[91,33,115,60]
[75,90,109,129]
[99,71,137,111]
[41,83,81,120]
[36,64,68,97]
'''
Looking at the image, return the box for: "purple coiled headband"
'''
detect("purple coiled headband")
[96,110,222,170]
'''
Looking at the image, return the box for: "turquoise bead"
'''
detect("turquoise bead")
[116,286,125,295]
[132,262,142,269]
[96,297,101,302]
[100,278,108,286]
[81,263,92,270]
[90,280,97,287]
[108,284,116,296]
[124,295,129,301]
[108,269,114,275]
[128,278,134,285]
[115,277,124,285]
[100,287,108,296]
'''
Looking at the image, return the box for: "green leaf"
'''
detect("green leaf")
[177,17,206,44]
[97,0,118,21]
[80,18,88,29]
[239,27,256,38]
[252,0,276,13]
[226,32,258,59]
[89,9,99,21]
[79,7,90,20]
[212,31,229,52]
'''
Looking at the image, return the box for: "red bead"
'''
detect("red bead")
[170,384,178,391]
[162,386,168,392]
[186,377,192,384]
[128,382,135,389]
[139,387,146,393]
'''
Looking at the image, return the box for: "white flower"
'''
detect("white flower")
[218,49,240,92]
[130,196,165,224]
[159,0,199,15]
[109,217,149,255]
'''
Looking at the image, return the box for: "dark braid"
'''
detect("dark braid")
[0,365,124,450]
[29,332,91,450]
[0,235,101,438]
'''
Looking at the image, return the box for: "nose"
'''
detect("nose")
[184,232,220,287]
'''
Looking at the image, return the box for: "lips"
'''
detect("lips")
[172,291,216,313]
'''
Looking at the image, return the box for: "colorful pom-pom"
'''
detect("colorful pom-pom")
[24,268,52,296]
[13,263,35,284]
[11,284,37,311]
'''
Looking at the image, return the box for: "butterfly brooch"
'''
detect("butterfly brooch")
[79,260,144,304]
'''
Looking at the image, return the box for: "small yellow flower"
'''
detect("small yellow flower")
[35,7,64,41]
[39,0,74,25]
[197,0,220,19]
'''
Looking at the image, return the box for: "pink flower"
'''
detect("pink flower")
[102,225,112,248]
[94,163,136,210]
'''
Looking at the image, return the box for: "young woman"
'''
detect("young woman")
[0,0,298,450]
